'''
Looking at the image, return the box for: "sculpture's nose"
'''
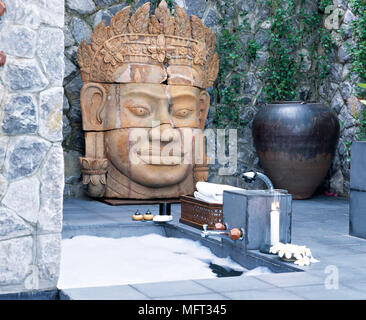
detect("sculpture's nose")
[149,123,179,143]
[152,95,171,126]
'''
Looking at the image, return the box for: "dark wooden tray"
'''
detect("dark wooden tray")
[180,195,223,230]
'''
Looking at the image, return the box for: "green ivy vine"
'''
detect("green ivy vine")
[212,0,335,128]
[212,1,252,128]
[347,0,366,140]
[262,0,335,102]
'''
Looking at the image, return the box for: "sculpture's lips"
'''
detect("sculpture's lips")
[131,147,187,165]
[139,155,183,165]
[138,148,185,157]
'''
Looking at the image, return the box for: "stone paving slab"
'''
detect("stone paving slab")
[60,285,149,300]
[284,284,366,300]
[222,288,304,300]
[254,272,324,288]
[193,275,274,292]
[154,293,229,300]
[130,280,213,299]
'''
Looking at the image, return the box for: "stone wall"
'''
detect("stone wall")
[0,0,64,293]
[63,0,361,198]
[318,1,361,196]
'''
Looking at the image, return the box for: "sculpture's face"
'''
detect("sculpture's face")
[96,83,210,188]
[78,1,218,198]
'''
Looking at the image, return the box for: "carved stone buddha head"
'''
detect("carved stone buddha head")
[77,0,219,199]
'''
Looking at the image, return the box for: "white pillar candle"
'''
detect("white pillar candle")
[270,202,280,245]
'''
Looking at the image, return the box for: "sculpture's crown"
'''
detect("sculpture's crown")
[77,0,219,88]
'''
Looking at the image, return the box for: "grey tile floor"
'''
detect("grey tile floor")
[61,195,366,300]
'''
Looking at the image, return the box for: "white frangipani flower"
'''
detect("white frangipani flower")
[270,243,319,265]
[269,242,285,254]
[294,256,311,266]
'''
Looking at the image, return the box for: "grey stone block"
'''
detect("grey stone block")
[350,141,366,192]
[66,0,96,15]
[2,0,40,28]
[3,58,49,92]
[39,145,64,232]
[94,0,119,6]
[185,0,207,18]
[0,206,33,240]
[2,176,40,224]
[70,17,92,45]
[92,9,112,27]
[1,94,38,135]
[223,190,292,250]
[204,8,218,29]
[0,137,8,169]
[0,176,7,200]
[350,190,366,239]
[331,90,345,114]
[39,88,64,142]
[64,25,76,48]
[63,115,72,141]
[64,73,83,106]
[5,136,50,181]
[108,4,128,16]
[37,28,65,86]
[0,25,37,58]
[0,237,33,287]
[37,0,65,28]
[65,46,78,65]
[64,56,78,84]
[36,234,61,285]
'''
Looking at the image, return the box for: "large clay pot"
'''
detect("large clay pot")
[252,101,340,199]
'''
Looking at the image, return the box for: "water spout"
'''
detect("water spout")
[201,224,244,241]
[242,171,274,190]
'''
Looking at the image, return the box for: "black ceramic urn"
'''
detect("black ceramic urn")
[252,101,340,199]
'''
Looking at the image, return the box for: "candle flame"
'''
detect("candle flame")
[271,201,280,211]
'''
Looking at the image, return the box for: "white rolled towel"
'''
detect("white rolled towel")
[194,191,223,204]
[194,182,244,204]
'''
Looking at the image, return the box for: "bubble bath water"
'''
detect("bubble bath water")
[58,234,250,289]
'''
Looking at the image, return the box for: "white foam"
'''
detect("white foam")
[244,266,273,277]
[57,234,246,289]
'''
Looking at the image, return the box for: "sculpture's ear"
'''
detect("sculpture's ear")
[80,83,107,130]
[198,90,210,130]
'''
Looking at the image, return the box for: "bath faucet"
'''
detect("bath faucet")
[242,171,274,190]
[201,223,244,241]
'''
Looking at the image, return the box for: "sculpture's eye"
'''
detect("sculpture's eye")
[128,106,150,117]
[173,108,192,118]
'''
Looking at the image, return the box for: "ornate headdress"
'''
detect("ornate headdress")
[77,0,219,88]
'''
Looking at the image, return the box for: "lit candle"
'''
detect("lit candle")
[270,201,280,245]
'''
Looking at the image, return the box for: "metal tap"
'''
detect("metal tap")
[201,223,244,241]
[242,171,274,190]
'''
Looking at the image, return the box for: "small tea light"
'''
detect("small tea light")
[270,201,280,245]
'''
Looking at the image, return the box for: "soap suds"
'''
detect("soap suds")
[57,234,247,289]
